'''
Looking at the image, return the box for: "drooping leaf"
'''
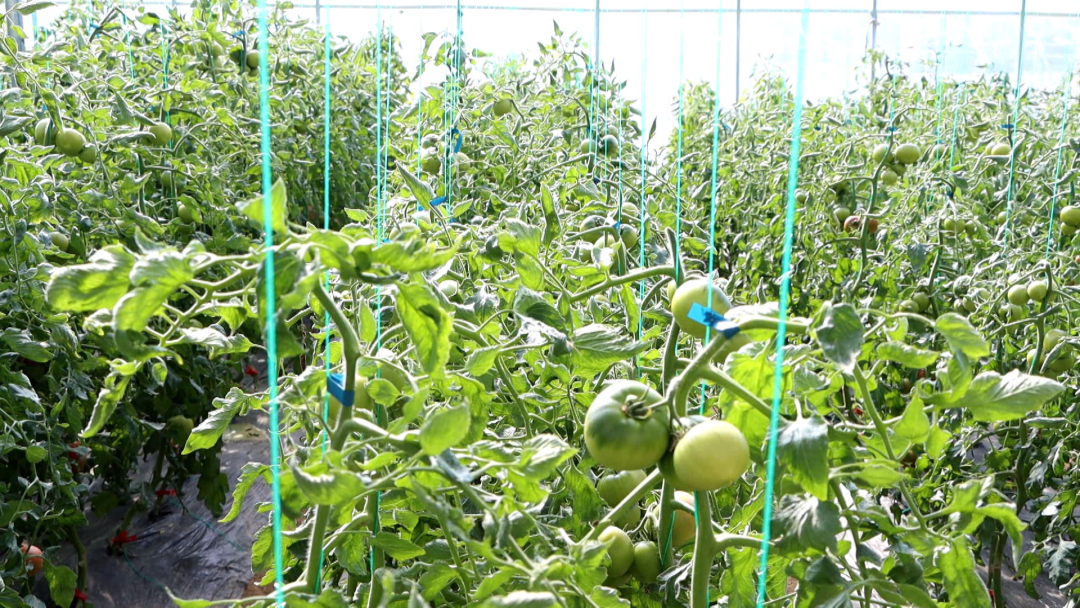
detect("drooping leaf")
[813,302,863,372]
[946,370,1064,422]
[776,417,829,500]
[396,283,453,378]
[935,313,990,359]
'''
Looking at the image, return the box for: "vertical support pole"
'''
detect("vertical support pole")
[870,0,878,81]
[315,0,321,28]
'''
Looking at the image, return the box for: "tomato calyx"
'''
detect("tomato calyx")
[619,395,660,420]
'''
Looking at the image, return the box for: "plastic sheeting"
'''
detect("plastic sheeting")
[46,413,272,607]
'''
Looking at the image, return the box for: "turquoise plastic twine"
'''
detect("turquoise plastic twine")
[1002,0,1028,250]
[756,3,809,606]
[635,9,647,379]
[1045,71,1073,257]
[254,0,285,603]
[315,7,332,591]
[373,0,385,578]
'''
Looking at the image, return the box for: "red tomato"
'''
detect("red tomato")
[21,544,43,576]
[844,216,880,234]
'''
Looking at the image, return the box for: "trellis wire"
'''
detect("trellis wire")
[254,0,286,602]
[756,3,809,605]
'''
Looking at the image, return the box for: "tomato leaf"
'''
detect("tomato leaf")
[81,372,131,438]
[771,494,841,554]
[946,369,1064,422]
[0,328,53,363]
[238,177,289,234]
[420,403,470,455]
[567,324,649,373]
[397,162,434,208]
[220,463,271,524]
[46,245,135,312]
[183,387,259,455]
[481,591,559,608]
[937,538,991,608]
[396,283,453,378]
[291,459,366,506]
[371,532,425,561]
[813,302,863,372]
[877,341,938,368]
[42,561,76,608]
[935,312,990,359]
[776,417,829,500]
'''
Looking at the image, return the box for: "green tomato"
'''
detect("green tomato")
[78,144,98,163]
[668,491,697,547]
[614,505,641,529]
[670,279,732,339]
[882,169,898,187]
[672,420,750,491]
[421,150,441,174]
[618,224,639,249]
[894,143,921,165]
[629,541,662,584]
[871,143,891,163]
[584,380,670,471]
[599,134,620,157]
[597,469,647,507]
[177,204,194,224]
[166,415,195,444]
[1062,223,1078,236]
[1044,329,1069,352]
[1027,279,1049,302]
[898,299,920,313]
[598,527,634,578]
[1050,351,1076,373]
[795,189,808,203]
[578,215,606,242]
[149,122,172,146]
[1007,285,1029,306]
[833,207,852,224]
[579,138,593,155]
[246,50,261,70]
[997,211,1008,225]
[492,98,513,117]
[50,232,70,252]
[912,292,931,311]
[33,118,55,146]
[990,142,1011,156]
[55,128,86,156]
[1060,205,1080,227]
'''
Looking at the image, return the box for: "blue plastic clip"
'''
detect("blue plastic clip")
[814,125,821,131]
[887,126,898,132]
[450,128,462,153]
[592,176,600,185]
[686,303,740,339]
[327,373,355,407]
[1001,123,1014,129]
[430,196,447,207]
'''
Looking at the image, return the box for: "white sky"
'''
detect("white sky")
[26,1,1080,139]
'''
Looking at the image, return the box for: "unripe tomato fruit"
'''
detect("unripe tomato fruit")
[671,420,750,491]
[55,128,86,156]
[1027,279,1049,302]
[50,232,70,252]
[492,98,513,117]
[246,50,261,70]
[833,207,852,224]
[600,134,620,157]
[629,541,662,584]
[670,279,732,339]
[871,143,890,163]
[795,189,808,203]
[1063,224,1078,236]
[912,292,931,311]
[990,142,1011,156]
[149,122,172,146]
[670,491,697,547]
[598,527,634,578]
[618,224,639,249]
[614,505,642,529]
[421,150,441,174]
[78,144,98,163]
[894,143,921,164]
[579,138,593,155]
[1007,285,1030,306]
[898,299,919,313]
[1044,329,1068,352]
[882,169,898,186]
[597,469,647,507]
[584,381,670,471]
[1050,351,1076,373]
[997,211,1009,224]
[578,215,606,242]
[34,118,54,146]
[178,204,195,224]
[1060,205,1080,227]
[21,544,43,576]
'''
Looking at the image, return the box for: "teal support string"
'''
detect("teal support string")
[1045,72,1072,258]
[372,0,385,578]
[1002,0,1028,250]
[756,4,809,606]
[315,7,332,591]
[255,0,285,603]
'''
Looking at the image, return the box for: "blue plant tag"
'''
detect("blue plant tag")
[687,303,740,339]
[430,196,447,207]
[327,373,355,408]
